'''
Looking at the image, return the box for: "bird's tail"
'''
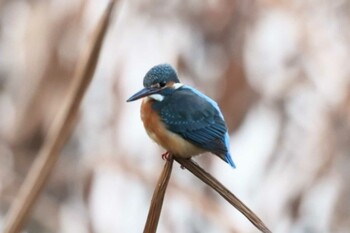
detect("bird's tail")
[225,152,236,169]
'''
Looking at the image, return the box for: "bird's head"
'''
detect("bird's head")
[127,64,182,102]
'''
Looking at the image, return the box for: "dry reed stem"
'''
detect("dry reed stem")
[174,157,272,233]
[3,1,117,233]
[144,156,174,233]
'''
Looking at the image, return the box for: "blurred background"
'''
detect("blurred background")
[0,0,349,232]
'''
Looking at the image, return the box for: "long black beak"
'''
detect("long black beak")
[126,87,160,102]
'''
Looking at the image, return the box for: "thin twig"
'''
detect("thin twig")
[3,1,117,233]
[174,157,272,233]
[144,156,174,233]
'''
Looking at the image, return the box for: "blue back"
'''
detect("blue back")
[153,85,236,168]
[182,86,236,168]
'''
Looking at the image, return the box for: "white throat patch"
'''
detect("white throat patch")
[173,83,184,89]
[149,94,164,101]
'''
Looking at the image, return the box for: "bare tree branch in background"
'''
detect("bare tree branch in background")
[3,1,118,232]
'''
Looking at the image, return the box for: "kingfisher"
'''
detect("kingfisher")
[127,64,236,168]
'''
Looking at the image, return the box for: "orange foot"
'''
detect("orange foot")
[161,151,171,160]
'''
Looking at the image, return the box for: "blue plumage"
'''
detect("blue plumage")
[182,85,236,168]
[224,133,235,168]
[152,86,236,168]
[127,64,236,168]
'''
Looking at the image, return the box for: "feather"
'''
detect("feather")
[153,87,229,157]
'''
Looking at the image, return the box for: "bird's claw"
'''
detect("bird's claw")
[161,151,171,160]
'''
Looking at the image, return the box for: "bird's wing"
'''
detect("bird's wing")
[155,87,228,155]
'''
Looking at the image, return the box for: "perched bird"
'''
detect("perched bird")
[127,64,236,168]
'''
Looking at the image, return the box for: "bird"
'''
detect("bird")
[126,64,236,168]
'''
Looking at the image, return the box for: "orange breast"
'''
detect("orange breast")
[141,98,204,157]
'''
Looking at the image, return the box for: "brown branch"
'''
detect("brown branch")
[3,1,118,233]
[144,156,174,233]
[174,157,272,233]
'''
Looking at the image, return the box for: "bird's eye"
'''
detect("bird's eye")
[159,81,166,88]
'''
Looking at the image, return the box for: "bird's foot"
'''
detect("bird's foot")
[161,151,171,160]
